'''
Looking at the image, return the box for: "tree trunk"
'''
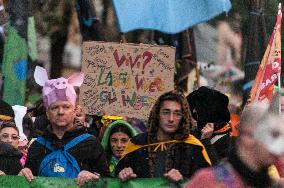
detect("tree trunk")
[243,0,267,104]
[49,1,72,78]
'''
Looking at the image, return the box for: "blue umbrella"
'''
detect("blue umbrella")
[112,0,232,34]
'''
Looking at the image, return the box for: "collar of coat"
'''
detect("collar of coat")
[121,134,211,166]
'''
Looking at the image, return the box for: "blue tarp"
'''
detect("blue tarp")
[112,0,232,34]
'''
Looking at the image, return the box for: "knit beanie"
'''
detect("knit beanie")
[0,100,15,121]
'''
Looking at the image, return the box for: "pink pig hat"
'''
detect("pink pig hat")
[34,66,84,108]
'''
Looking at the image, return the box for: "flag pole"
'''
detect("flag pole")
[278,74,281,114]
[278,3,282,115]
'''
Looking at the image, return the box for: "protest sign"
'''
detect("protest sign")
[80,41,175,119]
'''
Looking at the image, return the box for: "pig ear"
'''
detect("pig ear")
[34,66,49,86]
[68,72,84,87]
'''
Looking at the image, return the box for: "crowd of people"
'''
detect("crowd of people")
[1,66,284,188]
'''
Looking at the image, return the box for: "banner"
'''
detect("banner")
[249,4,282,103]
[80,41,175,119]
[0,176,186,188]
[2,0,37,105]
[112,0,231,34]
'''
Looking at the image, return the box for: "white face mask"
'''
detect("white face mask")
[254,114,284,156]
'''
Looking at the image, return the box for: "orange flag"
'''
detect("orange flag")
[249,4,282,103]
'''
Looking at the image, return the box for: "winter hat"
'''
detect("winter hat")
[0,100,14,121]
[34,66,84,108]
[187,86,230,131]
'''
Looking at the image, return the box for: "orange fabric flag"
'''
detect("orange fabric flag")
[230,113,240,137]
[249,4,282,103]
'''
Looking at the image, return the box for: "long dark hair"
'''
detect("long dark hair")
[147,90,193,177]
[148,90,192,143]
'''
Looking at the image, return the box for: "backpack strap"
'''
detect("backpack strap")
[36,136,55,152]
[64,133,93,151]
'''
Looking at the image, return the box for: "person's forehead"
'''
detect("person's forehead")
[49,101,74,107]
[0,127,18,134]
[110,132,130,139]
[160,100,181,109]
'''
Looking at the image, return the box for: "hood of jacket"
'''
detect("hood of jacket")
[101,120,138,150]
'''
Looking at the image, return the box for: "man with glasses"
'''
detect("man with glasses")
[116,90,211,182]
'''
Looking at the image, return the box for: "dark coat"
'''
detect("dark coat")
[25,125,109,177]
[0,141,22,175]
[115,132,210,178]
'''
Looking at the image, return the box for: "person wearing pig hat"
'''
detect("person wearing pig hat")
[19,66,109,186]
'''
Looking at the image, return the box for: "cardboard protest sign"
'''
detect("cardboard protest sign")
[80,41,175,119]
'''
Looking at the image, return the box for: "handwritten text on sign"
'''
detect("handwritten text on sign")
[80,42,175,119]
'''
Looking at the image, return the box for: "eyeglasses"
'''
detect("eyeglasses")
[160,110,183,119]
